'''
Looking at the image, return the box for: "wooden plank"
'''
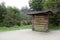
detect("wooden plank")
[34,25,45,27]
[32,15,49,31]
[32,15,35,30]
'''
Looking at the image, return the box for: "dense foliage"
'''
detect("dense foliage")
[20,7,32,25]
[0,0,60,27]
[0,2,32,27]
[29,0,60,26]
[29,0,44,11]
[0,3,22,27]
[44,0,60,26]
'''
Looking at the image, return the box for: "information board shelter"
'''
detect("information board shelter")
[27,10,53,31]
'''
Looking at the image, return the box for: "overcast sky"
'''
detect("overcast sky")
[0,0,29,9]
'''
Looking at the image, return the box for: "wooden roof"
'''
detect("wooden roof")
[27,10,53,15]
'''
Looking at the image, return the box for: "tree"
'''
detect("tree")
[3,7,22,27]
[0,2,22,27]
[29,0,44,11]
[44,0,60,13]
[20,7,32,25]
[0,2,7,26]
[29,0,60,26]
[44,0,60,26]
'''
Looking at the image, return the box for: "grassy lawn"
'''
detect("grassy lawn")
[0,25,32,32]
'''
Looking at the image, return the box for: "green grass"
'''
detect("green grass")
[0,25,60,32]
[0,25,32,32]
[49,25,60,30]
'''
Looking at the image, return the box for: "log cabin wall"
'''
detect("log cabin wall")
[32,14,49,31]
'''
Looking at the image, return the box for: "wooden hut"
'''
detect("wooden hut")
[27,10,53,31]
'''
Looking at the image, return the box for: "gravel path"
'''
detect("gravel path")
[0,29,60,40]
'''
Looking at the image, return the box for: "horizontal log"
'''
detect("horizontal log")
[34,25,45,27]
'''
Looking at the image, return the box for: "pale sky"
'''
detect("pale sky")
[0,0,29,9]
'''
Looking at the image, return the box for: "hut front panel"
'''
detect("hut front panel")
[33,15,48,31]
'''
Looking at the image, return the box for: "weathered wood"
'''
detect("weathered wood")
[32,15,35,30]
[33,14,49,31]
[27,11,53,31]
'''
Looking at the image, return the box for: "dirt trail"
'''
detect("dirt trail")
[0,29,60,40]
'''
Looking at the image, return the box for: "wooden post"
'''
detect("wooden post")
[32,15,35,30]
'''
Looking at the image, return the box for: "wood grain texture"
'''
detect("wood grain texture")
[32,14,48,31]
